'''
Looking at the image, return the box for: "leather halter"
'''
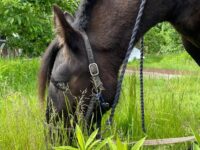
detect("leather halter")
[80,31,104,92]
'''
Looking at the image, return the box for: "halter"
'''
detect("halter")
[80,31,109,122]
[80,31,104,92]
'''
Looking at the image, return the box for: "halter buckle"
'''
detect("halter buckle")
[89,63,99,76]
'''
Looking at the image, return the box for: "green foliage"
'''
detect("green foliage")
[54,125,145,150]
[1,57,200,149]
[0,0,79,56]
[129,52,199,71]
[0,1,184,56]
[0,58,39,96]
[193,144,200,150]
[193,130,200,150]
[54,125,110,150]
[193,131,200,145]
[131,137,146,150]
[145,23,184,54]
[106,137,146,150]
[115,137,128,150]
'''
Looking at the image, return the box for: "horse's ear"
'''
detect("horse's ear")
[53,5,76,46]
[64,11,74,23]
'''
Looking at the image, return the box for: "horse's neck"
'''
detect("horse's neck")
[86,0,176,73]
[171,1,200,47]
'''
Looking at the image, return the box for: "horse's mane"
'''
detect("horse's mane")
[38,0,97,104]
[74,0,97,30]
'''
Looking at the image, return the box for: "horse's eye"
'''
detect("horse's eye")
[56,82,68,91]
[51,77,68,91]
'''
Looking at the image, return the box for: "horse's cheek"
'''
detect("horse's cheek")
[69,76,91,95]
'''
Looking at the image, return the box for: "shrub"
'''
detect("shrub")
[144,23,184,54]
[0,0,79,56]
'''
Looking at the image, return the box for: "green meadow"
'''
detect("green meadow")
[128,52,199,71]
[0,52,200,150]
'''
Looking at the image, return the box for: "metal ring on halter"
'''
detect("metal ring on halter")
[89,63,99,76]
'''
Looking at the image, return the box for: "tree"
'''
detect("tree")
[0,0,79,56]
[144,23,184,54]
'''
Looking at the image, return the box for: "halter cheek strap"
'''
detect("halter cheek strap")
[80,31,109,122]
[80,31,104,92]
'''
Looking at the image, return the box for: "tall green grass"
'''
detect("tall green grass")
[0,58,200,149]
[128,52,200,71]
[0,58,38,96]
[111,74,200,149]
[0,58,44,149]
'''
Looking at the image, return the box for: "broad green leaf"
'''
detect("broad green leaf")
[4,9,9,15]
[75,125,85,150]
[108,139,117,150]
[85,129,99,149]
[95,137,112,150]
[193,130,200,145]
[10,18,14,24]
[16,16,21,25]
[131,137,146,150]
[54,146,78,150]
[193,143,200,150]
[116,137,128,150]
[88,140,101,150]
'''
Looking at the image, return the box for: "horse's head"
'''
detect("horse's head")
[47,6,92,116]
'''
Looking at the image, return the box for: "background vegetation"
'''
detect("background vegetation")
[0,0,79,56]
[128,52,199,71]
[144,23,184,54]
[0,56,200,149]
[0,0,183,56]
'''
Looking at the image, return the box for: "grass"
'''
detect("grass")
[128,52,200,71]
[0,55,200,149]
[113,75,200,145]
[0,58,44,149]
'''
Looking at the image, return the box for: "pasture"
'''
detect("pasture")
[0,53,200,150]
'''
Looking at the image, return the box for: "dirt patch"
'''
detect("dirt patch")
[126,67,199,78]
[127,67,196,75]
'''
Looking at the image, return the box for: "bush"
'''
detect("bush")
[1,1,183,56]
[0,0,79,56]
[144,23,184,54]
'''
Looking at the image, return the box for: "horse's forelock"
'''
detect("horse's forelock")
[38,39,60,105]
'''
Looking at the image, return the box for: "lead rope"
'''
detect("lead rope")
[140,37,146,133]
[107,0,147,133]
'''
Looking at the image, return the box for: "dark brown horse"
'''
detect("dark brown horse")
[39,0,200,131]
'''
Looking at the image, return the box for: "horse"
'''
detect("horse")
[39,0,200,134]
